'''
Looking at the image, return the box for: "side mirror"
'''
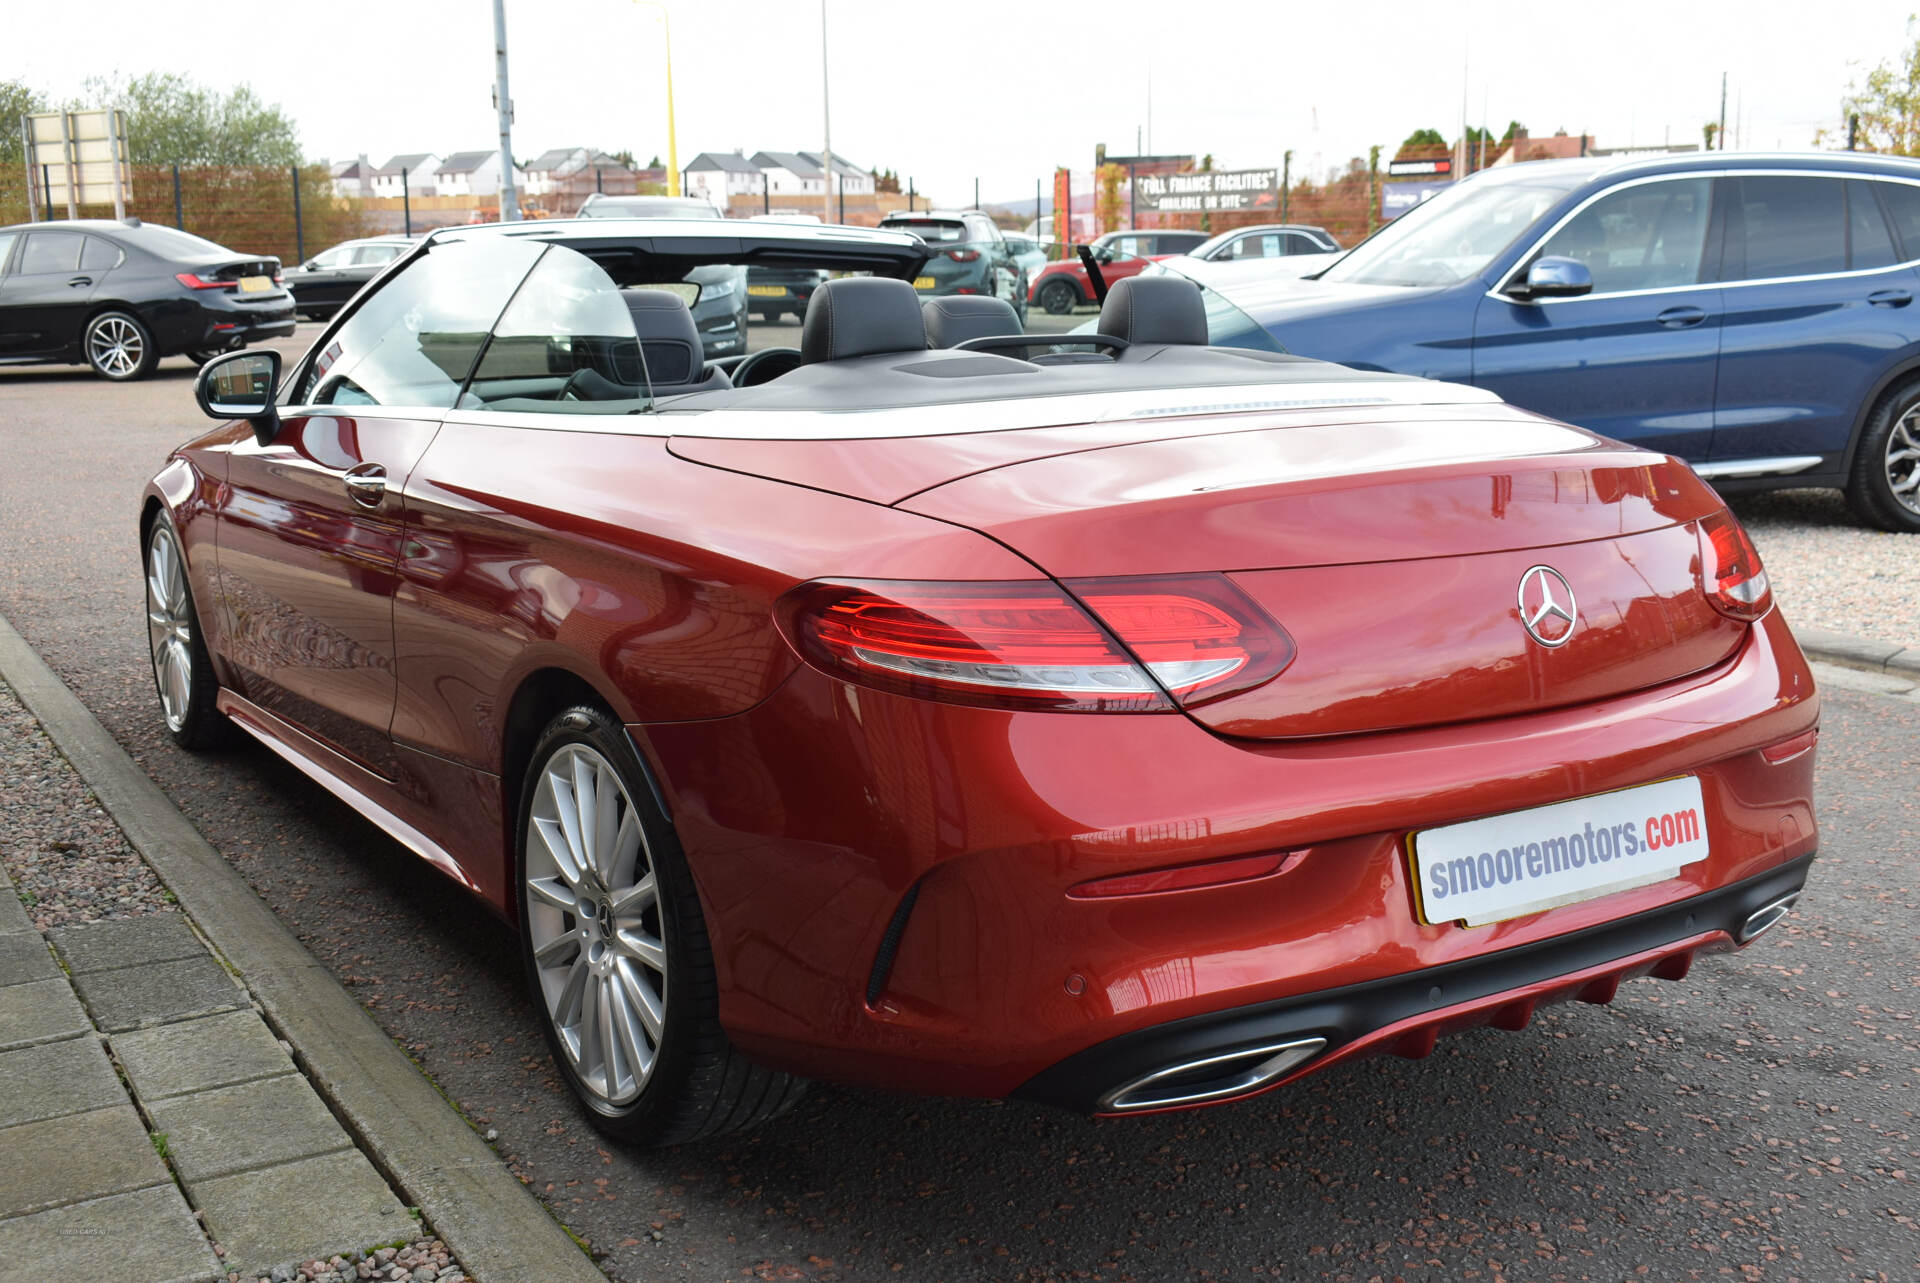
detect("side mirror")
[302,259,319,271]
[195,348,282,444]
[1513,255,1593,301]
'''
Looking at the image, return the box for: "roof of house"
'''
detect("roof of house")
[437,151,501,175]
[800,150,870,179]
[331,160,369,179]
[688,151,762,174]
[526,147,581,174]
[752,150,821,177]
[375,152,437,176]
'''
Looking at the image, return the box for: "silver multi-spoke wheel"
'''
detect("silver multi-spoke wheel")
[525,743,667,1107]
[1885,406,1920,516]
[87,314,145,378]
[146,525,194,734]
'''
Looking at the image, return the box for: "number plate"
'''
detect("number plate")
[238,276,273,293]
[913,276,937,290]
[747,284,786,297]
[1409,777,1709,927]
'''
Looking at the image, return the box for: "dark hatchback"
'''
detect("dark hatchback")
[877,210,1029,322]
[0,219,293,380]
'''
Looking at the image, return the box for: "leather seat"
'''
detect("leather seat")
[922,296,1021,349]
[1096,275,1210,347]
[801,277,928,362]
[620,290,731,392]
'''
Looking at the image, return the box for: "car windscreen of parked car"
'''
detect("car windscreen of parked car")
[1320,171,1588,287]
[884,218,967,242]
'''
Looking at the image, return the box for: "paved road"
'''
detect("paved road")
[1,348,1916,1282]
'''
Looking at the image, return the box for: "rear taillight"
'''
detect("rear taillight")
[777,575,1292,712]
[174,271,235,290]
[946,248,980,262]
[1697,510,1771,621]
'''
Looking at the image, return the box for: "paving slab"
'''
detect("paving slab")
[0,976,91,1051]
[147,1072,352,1184]
[0,1035,123,1128]
[0,928,60,987]
[0,886,30,936]
[195,1148,416,1275]
[0,1182,221,1283]
[114,1008,296,1102]
[0,1103,170,1218]
[50,910,207,975]
[69,950,246,1032]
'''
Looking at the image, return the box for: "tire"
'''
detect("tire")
[144,514,230,749]
[516,705,806,1146]
[1014,274,1031,326]
[1846,378,1920,532]
[85,310,158,381]
[1039,278,1079,316]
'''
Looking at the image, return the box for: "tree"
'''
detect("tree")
[1501,120,1526,141]
[79,73,301,166]
[1,78,46,172]
[1821,20,1920,153]
[647,154,662,169]
[611,148,637,169]
[1400,127,1446,151]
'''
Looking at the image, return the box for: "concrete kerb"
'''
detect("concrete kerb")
[1795,626,1920,680]
[0,614,607,1283]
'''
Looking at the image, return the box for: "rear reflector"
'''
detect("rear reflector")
[1760,728,1818,764]
[1697,510,1771,621]
[1069,851,1289,899]
[777,575,1291,712]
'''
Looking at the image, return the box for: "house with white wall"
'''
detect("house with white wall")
[371,153,439,198]
[685,151,765,207]
[436,151,523,199]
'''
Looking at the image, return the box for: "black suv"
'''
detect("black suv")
[877,210,1028,324]
[0,219,293,380]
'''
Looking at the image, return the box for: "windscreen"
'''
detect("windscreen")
[1318,172,1586,287]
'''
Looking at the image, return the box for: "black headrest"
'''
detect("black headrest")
[622,289,704,386]
[1097,275,1210,346]
[922,296,1022,349]
[801,277,928,363]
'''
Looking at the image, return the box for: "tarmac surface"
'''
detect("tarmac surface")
[1,343,1916,1281]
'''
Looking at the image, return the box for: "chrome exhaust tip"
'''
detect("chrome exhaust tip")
[1738,892,1800,943]
[1097,1036,1327,1113]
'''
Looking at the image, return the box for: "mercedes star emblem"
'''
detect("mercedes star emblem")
[1517,565,1577,648]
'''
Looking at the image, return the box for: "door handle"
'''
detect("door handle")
[1656,306,1708,328]
[67,275,92,288]
[1869,288,1913,308]
[343,463,388,508]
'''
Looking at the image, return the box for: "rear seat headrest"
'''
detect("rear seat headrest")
[922,296,1021,349]
[1097,275,1210,346]
[801,277,928,362]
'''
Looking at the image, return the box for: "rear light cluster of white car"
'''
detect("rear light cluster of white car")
[1697,510,1772,622]
[778,576,1294,713]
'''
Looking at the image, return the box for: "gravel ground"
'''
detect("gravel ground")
[1729,488,1920,646]
[0,677,176,929]
[231,1237,467,1283]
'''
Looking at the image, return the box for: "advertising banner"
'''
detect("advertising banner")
[23,109,132,218]
[1134,167,1278,214]
[1382,180,1450,220]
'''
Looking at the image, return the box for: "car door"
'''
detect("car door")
[1708,174,1920,469]
[0,230,22,353]
[1471,174,1722,460]
[301,245,360,307]
[213,234,544,777]
[0,231,97,357]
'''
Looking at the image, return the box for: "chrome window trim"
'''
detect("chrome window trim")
[273,403,452,422]
[1487,167,1920,306]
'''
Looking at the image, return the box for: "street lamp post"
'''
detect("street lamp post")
[633,1,681,196]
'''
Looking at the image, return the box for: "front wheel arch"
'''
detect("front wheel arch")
[1839,351,1920,479]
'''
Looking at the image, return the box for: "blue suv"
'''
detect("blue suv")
[1190,152,1920,531]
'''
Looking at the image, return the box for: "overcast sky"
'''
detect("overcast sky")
[6,0,1912,204]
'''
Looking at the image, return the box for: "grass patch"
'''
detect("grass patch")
[150,1131,170,1159]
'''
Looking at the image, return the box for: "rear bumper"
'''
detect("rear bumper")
[639,609,1818,1101]
[1016,854,1813,1114]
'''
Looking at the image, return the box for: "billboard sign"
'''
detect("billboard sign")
[1135,167,1278,214]
[1382,180,1450,220]
[1387,157,1452,177]
[22,109,132,219]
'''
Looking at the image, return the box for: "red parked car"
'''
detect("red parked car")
[147,219,1819,1146]
[1028,228,1209,314]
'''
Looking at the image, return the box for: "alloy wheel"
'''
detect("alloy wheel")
[1885,406,1920,516]
[524,743,668,1107]
[88,315,145,378]
[145,525,194,734]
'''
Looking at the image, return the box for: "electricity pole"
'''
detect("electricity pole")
[1718,72,1727,152]
[821,0,836,223]
[492,0,520,221]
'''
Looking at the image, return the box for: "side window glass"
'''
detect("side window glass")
[1534,177,1712,294]
[79,237,121,271]
[313,247,353,269]
[466,245,645,412]
[0,232,17,274]
[297,236,544,407]
[18,232,84,274]
[1876,181,1920,260]
[355,245,403,265]
[1731,176,1846,280]
[1849,180,1898,270]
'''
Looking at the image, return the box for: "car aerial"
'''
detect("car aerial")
[0,217,293,380]
[149,217,1818,1147]
[876,209,1028,323]
[1027,228,1209,314]
[281,236,416,321]
[578,193,748,358]
[1178,151,1920,532]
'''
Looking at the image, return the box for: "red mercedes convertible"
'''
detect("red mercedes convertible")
[144,219,1819,1145]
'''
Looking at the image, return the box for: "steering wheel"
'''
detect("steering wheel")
[731,347,803,387]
